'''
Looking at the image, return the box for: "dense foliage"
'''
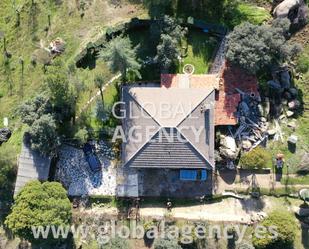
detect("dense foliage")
[154,238,182,249]
[240,147,271,170]
[100,36,141,81]
[19,95,52,126]
[45,60,76,122]
[104,237,130,249]
[28,114,59,156]
[252,211,297,249]
[226,19,302,74]
[5,181,72,244]
[155,34,180,71]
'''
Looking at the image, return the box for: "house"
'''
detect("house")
[121,74,218,197]
[120,63,259,198]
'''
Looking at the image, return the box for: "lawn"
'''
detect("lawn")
[178,29,218,74]
[0,0,146,132]
[231,3,271,26]
[127,27,218,79]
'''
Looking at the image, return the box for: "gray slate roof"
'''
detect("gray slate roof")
[129,127,212,168]
[14,142,51,196]
[122,85,215,169]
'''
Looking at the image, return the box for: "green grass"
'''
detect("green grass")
[178,29,218,74]
[281,175,309,185]
[235,3,271,25]
[127,27,218,78]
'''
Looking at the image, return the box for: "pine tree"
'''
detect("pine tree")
[100,36,141,82]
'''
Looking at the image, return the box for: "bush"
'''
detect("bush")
[226,20,302,74]
[252,211,297,249]
[154,238,182,249]
[73,127,89,145]
[297,52,309,73]
[28,114,60,156]
[240,147,271,170]
[104,237,130,249]
[5,181,72,244]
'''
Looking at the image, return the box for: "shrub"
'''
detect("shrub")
[74,127,89,145]
[28,114,60,156]
[104,237,130,249]
[5,181,72,244]
[226,20,302,74]
[154,238,182,249]
[240,147,271,170]
[297,52,309,73]
[252,211,297,249]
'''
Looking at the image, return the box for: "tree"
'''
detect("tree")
[226,20,302,74]
[94,73,107,106]
[45,60,76,121]
[94,99,108,122]
[100,36,141,82]
[5,180,72,244]
[19,95,52,126]
[144,0,173,19]
[155,34,180,72]
[150,15,187,45]
[28,114,60,156]
[240,147,271,170]
[252,211,297,249]
[104,237,130,249]
[153,238,182,249]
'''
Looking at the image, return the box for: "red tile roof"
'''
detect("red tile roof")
[161,74,219,89]
[215,62,259,125]
[160,62,259,126]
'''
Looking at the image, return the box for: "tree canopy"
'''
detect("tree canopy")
[226,19,302,74]
[100,36,141,81]
[19,95,52,126]
[28,114,60,156]
[45,59,76,122]
[5,180,72,244]
[252,211,297,249]
[155,34,180,71]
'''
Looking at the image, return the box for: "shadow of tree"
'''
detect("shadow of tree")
[302,225,309,249]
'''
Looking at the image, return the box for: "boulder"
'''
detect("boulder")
[283,91,292,100]
[286,110,294,117]
[267,129,277,136]
[289,88,298,97]
[0,128,12,145]
[280,70,291,89]
[273,0,302,18]
[288,134,298,144]
[288,99,301,110]
[239,101,250,116]
[242,140,252,150]
[274,0,308,29]
[293,206,309,217]
[220,135,237,151]
[297,153,309,173]
[267,80,282,90]
[219,136,239,160]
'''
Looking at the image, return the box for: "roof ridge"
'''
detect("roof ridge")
[176,89,215,127]
[127,89,162,127]
[174,127,214,169]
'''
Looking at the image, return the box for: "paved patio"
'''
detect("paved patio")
[137,168,213,198]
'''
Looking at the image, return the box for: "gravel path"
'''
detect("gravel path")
[55,145,117,196]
